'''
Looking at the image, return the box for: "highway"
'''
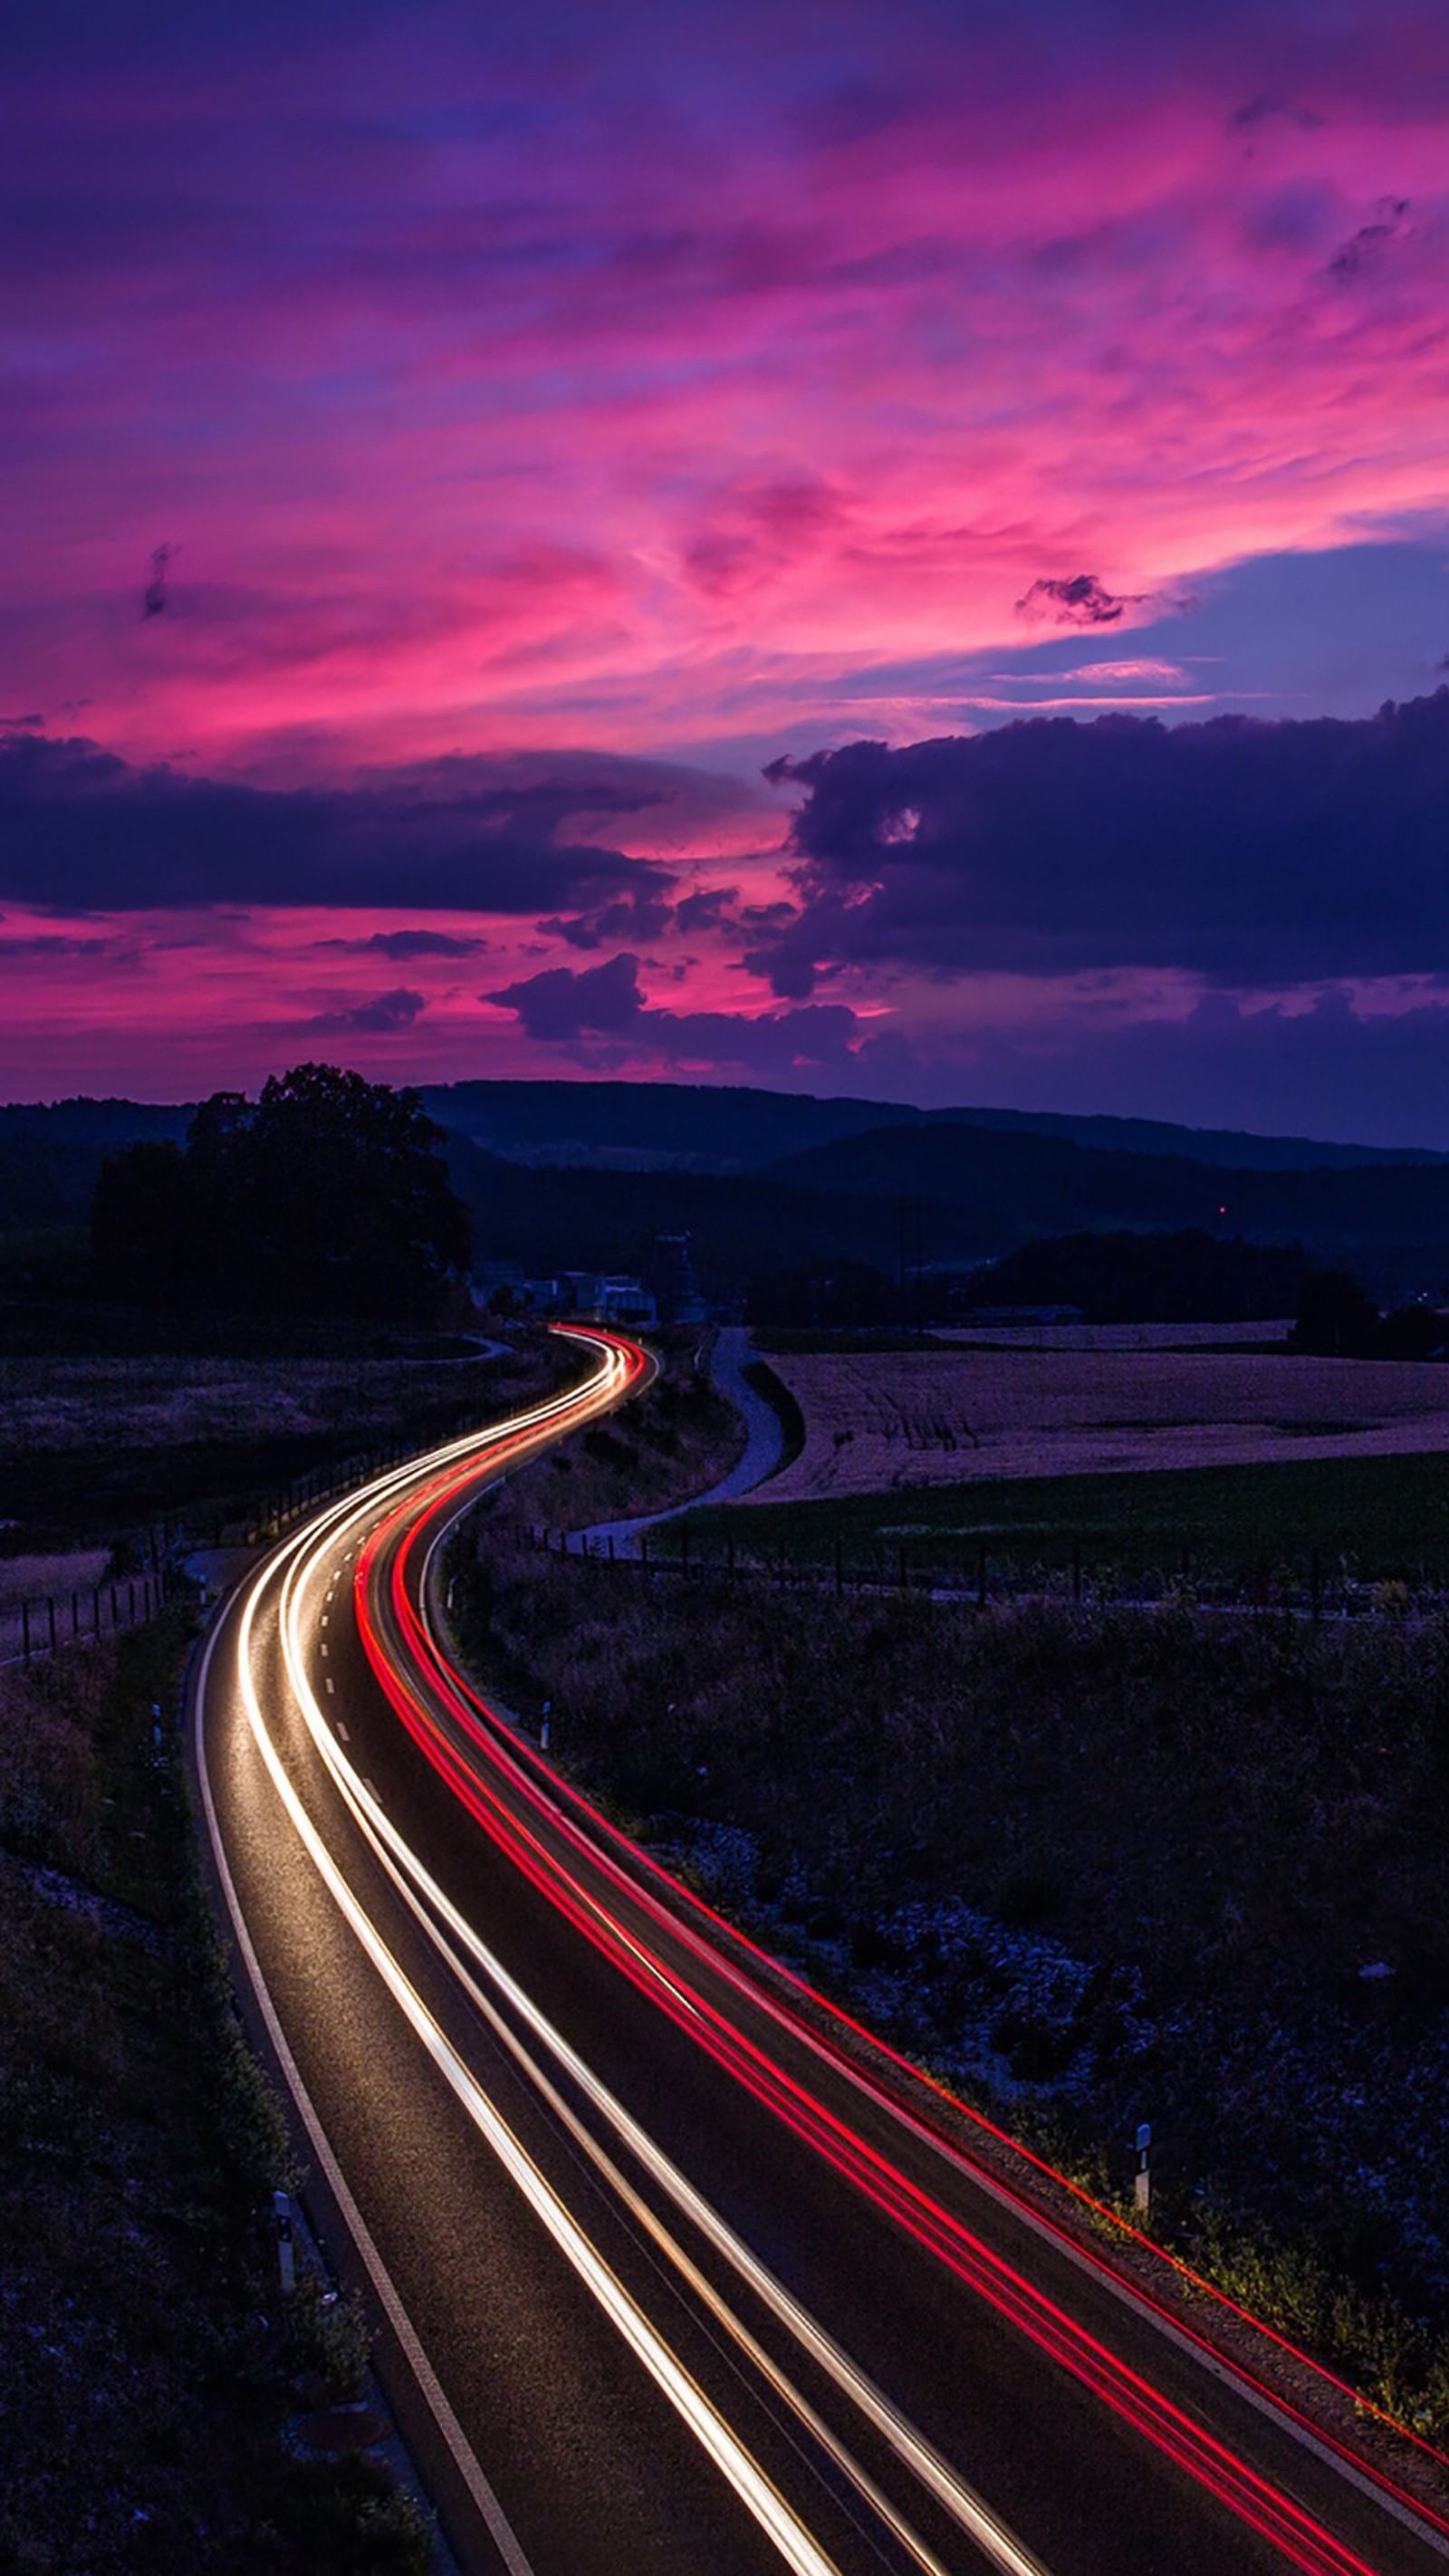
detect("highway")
[194,1324,1449,2576]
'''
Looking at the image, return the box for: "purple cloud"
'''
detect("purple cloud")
[303,985,427,1033]
[759,689,1449,992]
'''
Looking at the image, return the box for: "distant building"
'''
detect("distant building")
[649,1231,708,1325]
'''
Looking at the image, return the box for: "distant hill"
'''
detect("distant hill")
[420,1078,1444,1177]
[5,1081,1449,1308]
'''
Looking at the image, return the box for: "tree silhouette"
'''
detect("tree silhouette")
[93,1062,470,1321]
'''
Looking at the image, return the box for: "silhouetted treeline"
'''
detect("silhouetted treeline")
[966,1228,1316,1324]
[91,1063,470,1322]
[746,1256,911,1330]
[1289,1269,1449,1360]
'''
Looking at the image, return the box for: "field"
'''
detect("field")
[748,1342,1449,1504]
[0,1336,560,1552]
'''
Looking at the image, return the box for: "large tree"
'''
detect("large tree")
[92,1062,471,1321]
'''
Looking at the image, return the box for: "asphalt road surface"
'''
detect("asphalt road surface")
[194,1325,1449,2576]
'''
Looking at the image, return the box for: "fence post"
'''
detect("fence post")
[128,1581,136,1625]
[92,1587,101,1635]
[72,1591,80,1639]
[47,1597,57,1656]
[835,1535,843,1597]
[110,1584,119,1630]
[22,1600,31,1664]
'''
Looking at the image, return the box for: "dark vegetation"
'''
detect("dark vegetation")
[516,1331,744,1533]
[964,1227,1315,1322]
[448,1523,1449,2443]
[0,1616,431,2573]
[93,1064,469,1323]
[0,1336,561,1558]
[8,1072,1449,1329]
[678,1451,1449,1598]
[1290,1266,1449,1360]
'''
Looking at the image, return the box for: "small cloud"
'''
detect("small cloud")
[1328,197,1410,280]
[142,543,177,620]
[1,713,44,731]
[1055,659,1188,686]
[485,951,644,1040]
[360,928,486,959]
[1014,573,1147,629]
[302,985,427,1034]
[535,890,674,951]
[0,932,112,958]
[1230,91,1320,134]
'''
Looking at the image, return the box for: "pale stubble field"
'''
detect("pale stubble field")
[751,1342,1449,1502]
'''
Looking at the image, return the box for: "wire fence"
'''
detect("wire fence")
[528,1523,1438,1625]
[0,1567,174,1668]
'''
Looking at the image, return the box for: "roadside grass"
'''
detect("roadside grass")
[676,1448,1449,1592]
[0,1613,433,2573]
[446,1512,1449,2459]
[477,1327,743,1535]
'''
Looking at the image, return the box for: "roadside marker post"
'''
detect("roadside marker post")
[541,1700,552,1752]
[273,2189,296,2297]
[1134,2121,1152,2216]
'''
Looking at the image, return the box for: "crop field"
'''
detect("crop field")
[0,1340,550,1551]
[749,1343,1449,1504]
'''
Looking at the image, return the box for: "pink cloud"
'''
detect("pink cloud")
[4,5,1449,775]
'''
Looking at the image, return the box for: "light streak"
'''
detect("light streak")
[276,1528,1047,2576]
[209,1326,1449,2576]
[227,1432,847,2576]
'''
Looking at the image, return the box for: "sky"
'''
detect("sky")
[5,0,1449,1142]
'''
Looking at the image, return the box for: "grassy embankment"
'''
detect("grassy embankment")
[516,1329,746,1536]
[0,1322,575,2571]
[448,1409,1449,2465]
[0,1611,433,2573]
[677,1447,1449,1599]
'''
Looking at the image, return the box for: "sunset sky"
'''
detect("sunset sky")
[6,0,1449,1140]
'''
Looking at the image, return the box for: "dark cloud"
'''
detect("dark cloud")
[673,886,739,935]
[1014,573,1147,628]
[487,951,645,1041]
[0,732,674,914]
[758,689,1449,992]
[1229,91,1320,133]
[485,948,883,1082]
[0,932,112,957]
[1328,197,1410,279]
[143,543,175,620]
[302,985,426,1034]
[536,889,676,951]
[1,713,43,731]
[360,928,486,958]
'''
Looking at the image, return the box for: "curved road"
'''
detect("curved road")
[194,1326,1449,2576]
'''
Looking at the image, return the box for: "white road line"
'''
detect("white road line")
[193,1613,538,2576]
[283,1485,1045,2575]
[233,1548,842,2576]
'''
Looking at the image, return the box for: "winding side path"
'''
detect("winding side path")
[570,1326,786,1558]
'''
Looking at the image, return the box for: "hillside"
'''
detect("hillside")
[421,1077,1444,1177]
